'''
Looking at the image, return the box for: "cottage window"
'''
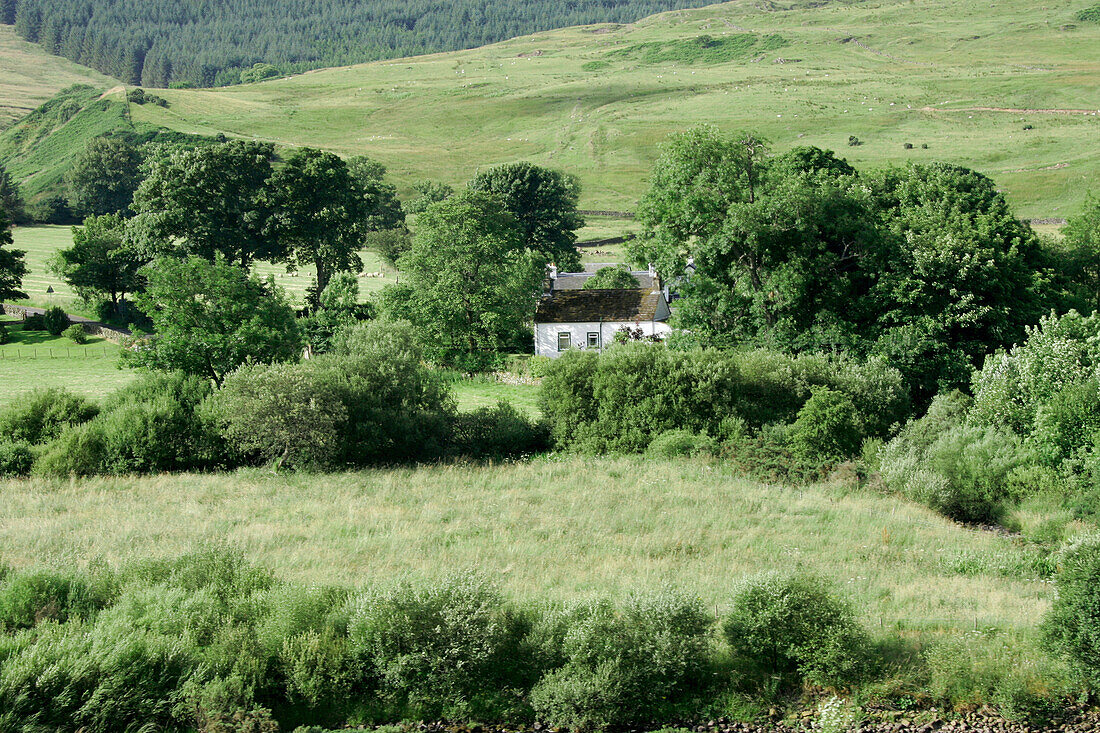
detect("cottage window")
[557,332,571,352]
[587,332,600,349]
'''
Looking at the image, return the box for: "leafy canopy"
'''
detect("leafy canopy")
[123,256,301,385]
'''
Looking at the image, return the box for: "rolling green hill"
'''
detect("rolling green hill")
[2,0,1098,219]
[120,0,1100,218]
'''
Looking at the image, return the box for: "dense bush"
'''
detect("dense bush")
[0,568,113,631]
[530,592,715,729]
[0,387,98,444]
[348,573,534,720]
[34,372,222,476]
[647,429,718,458]
[1042,533,1100,681]
[63,324,88,344]
[0,321,7,345]
[880,392,1033,524]
[42,305,69,335]
[206,321,455,469]
[20,312,44,330]
[788,386,863,464]
[0,440,34,477]
[723,572,868,687]
[450,401,549,459]
[540,344,908,454]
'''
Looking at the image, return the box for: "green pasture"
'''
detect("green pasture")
[116,0,1100,218]
[450,377,541,417]
[0,456,1054,635]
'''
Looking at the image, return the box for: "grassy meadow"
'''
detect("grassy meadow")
[0,457,1054,635]
[109,0,1100,219]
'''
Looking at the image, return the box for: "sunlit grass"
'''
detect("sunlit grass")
[0,456,1053,636]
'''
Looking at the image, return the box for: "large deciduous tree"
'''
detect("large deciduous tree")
[1063,194,1100,310]
[48,213,144,306]
[268,148,370,301]
[124,256,301,385]
[128,141,279,267]
[0,206,27,301]
[64,137,144,217]
[468,161,584,271]
[387,191,543,368]
[347,155,404,232]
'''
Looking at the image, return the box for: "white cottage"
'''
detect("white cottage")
[533,266,673,358]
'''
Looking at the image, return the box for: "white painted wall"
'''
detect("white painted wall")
[534,320,673,358]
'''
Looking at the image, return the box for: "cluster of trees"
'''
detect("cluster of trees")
[4,0,718,87]
[631,127,1100,404]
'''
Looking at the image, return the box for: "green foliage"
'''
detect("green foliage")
[0,440,34,477]
[540,344,909,454]
[348,573,532,719]
[9,0,719,87]
[402,179,454,216]
[268,148,372,300]
[204,361,349,469]
[0,205,27,302]
[1076,4,1100,22]
[0,386,98,444]
[582,265,640,289]
[124,256,302,386]
[723,571,868,687]
[63,323,88,343]
[0,567,112,631]
[64,136,143,217]
[368,229,411,270]
[0,320,6,345]
[788,386,864,464]
[530,592,715,730]
[880,393,1032,524]
[0,166,27,224]
[1042,533,1100,681]
[33,372,221,476]
[240,63,282,83]
[606,32,786,65]
[301,272,364,353]
[129,141,279,267]
[48,212,144,305]
[41,305,68,335]
[391,190,543,370]
[450,401,549,459]
[646,429,717,458]
[467,161,584,271]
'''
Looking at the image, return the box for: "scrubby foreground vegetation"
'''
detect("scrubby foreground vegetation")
[0,531,1096,732]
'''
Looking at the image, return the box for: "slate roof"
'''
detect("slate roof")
[535,288,668,324]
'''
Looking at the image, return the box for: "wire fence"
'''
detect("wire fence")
[0,347,116,359]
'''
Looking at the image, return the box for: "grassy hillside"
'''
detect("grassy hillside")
[0,457,1054,633]
[0,25,115,128]
[116,0,1100,218]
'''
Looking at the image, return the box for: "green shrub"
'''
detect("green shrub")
[120,547,275,606]
[450,401,549,459]
[42,306,69,336]
[63,324,88,344]
[788,386,864,464]
[0,387,98,444]
[0,568,113,631]
[723,571,868,687]
[1042,533,1100,681]
[882,419,1029,525]
[347,573,532,719]
[204,361,349,469]
[647,429,717,458]
[31,420,107,476]
[530,591,715,730]
[0,440,34,476]
[0,321,7,345]
[1076,4,1100,22]
[0,620,197,730]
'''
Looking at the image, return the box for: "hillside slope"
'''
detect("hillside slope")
[0,25,115,127]
[124,0,1099,218]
